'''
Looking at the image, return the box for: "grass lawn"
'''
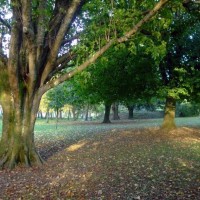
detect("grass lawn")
[0,117,200,199]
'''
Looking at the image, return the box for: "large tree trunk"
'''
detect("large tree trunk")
[161,97,176,130]
[102,103,111,123]
[112,102,120,120]
[0,91,43,169]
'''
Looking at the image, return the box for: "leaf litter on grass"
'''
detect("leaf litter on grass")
[0,121,200,199]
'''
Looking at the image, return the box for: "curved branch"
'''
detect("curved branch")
[39,40,113,95]
[46,63,74,82]
[43,51,76,82]
[39,0,169,95]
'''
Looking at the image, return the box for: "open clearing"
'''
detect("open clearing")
[0,118,200,199]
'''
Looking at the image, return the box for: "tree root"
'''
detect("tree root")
[0,148,45,169]
[0,154,8,169]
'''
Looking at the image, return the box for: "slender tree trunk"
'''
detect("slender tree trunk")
[85,104,89,121]
[127,105,134,119]
[102,103,111,123]
[59,109,62,119]
[67,109,71,120]
[72,107,76,121]
[112,102,120,120]
[161,97,176,130]
[45,108,50,123]
[55,108,59,130]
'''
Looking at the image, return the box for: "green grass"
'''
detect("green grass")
[1,116,200,139]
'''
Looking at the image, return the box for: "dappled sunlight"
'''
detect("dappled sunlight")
[1,124,200,199]
[66,140,88,152]
[177,158,194,169]
[168,127,200,144]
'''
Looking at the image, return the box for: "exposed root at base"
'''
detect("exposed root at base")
[0,149,44,169]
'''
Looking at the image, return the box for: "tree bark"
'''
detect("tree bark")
[127,105,134,119]
[161,97,176,130]
[0,92,44,169]
[102,103,111,123]
[112,102,120,120]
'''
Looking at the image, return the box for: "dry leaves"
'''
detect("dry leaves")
[0,121,200,199]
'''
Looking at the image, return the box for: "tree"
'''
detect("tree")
[158,1,200,130]
[46,84,68,121]
[0,0,170,168]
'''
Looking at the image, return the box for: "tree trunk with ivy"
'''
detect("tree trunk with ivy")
[0,0,169,168]
[161,97,176,130]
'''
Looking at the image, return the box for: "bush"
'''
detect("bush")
[176,102,200,117]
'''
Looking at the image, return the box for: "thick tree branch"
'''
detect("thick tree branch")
[36,0,47,60]
[40,0,82,85]
[39,0,169,95]
[39,40,113,95]
[8,0,22,108]
[21,0,37,94]
[46,63,75,82]
[45,52,77,82]
[22,0,34,39]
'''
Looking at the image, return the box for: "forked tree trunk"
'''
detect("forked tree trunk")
[161,97,176,130]
[0,92,43,169]
[102,103,111,123]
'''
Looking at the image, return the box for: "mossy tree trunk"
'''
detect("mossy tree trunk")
[161,97,176,130]
[0,89,43,169]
